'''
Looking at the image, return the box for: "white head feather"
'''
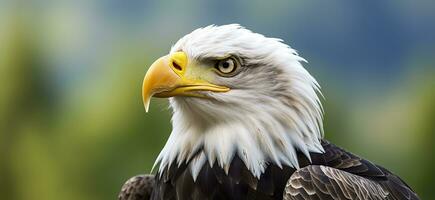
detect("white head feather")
[153,24,324,180]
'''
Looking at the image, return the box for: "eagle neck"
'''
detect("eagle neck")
[153,95,324,180]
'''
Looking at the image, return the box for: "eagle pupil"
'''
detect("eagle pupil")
[222,62,229,68]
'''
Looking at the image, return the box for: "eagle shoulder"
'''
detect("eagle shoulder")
[118,174,155,200]
[283,165,390,200]
[283,140,420,200]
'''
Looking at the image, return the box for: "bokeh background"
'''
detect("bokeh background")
[1,0,434,199]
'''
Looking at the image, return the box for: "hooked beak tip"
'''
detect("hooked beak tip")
[145,104,150,113]
[143,95,151,113]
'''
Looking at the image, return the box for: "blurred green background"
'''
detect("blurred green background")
[1,0,434,199]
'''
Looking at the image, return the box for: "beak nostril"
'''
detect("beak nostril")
[172,61,182,71]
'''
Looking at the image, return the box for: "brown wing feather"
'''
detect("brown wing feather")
[314,140,387,179]
[118,174,155,200]
[284,140,420,200]
[283,165,391,200]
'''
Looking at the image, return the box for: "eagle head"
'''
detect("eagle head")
[143,24,324,179]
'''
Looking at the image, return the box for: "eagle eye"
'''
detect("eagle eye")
[215,57,238,76]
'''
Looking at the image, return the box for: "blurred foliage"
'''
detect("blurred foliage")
[1,1,434,200]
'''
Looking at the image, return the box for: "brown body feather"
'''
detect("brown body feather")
[119,140,419,200]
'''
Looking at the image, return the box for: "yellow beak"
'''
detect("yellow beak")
[142,52,230,112]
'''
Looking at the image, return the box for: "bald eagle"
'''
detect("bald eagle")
[119,24,419,200]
